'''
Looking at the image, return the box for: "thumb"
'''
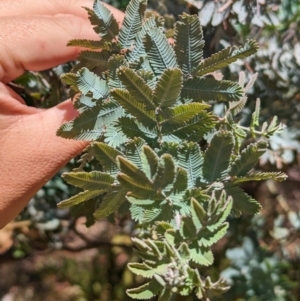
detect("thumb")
[0,99,88,228]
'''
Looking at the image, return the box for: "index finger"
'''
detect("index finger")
[0,0,124,24]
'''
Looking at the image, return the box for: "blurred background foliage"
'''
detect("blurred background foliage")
[1,0,300,300]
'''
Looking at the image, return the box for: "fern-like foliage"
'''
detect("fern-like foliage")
[174,13,204,75]
[56,1,286,300]
[197,40,259,76]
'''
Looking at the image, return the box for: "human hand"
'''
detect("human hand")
[0,0,124,228]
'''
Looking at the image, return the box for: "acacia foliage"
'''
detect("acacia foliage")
[57,0,286,300]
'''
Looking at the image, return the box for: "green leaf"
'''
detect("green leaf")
[128,262,169,278]
[173,167,188,193]
[67,39,104,49]
[117,117,157,141]
[229,141,268,177]
[153,154,176,190]
[76,68,109,99]
[198,223,229,247]
[117,66,156,110]
[117,156,149,182]
[190,246,214,266]
[158,288,173,301]
[111,89,156,127]
[94,187,127,218]
[250,98,261,129]
[73,95,97,113]
[182,78,243,102]
[61,73,78,87]
[144,28,178,76]
[57,102,123,140]
[118,173,156,199]
[118,0,147,49]
[77,50,110,71]
[197,39,259,76]
[174,13,204,75]
[234,172,287,183]
[104,122,128,148]
[107,54,127,89]
[141,145,159,179]
[153,68,183,108]
[92,142,124,174]
[86,1,119,41]
[224,183,261,215]
[161,103,210,133]
[229,97,247,116]
[58,189,104,209]
[191,197,206,229]
[124,137,146,170]
[128,15,164,63]
[127,281,161,300]
[62,171,114,190]
[177,143,203,188]
[170,111,217,142]
[202,131,234,182]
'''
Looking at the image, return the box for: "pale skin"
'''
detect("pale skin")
[0,0,124,228]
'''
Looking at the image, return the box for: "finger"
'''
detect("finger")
[0,14,100,83]
[0,0,124,24]
[0,99,89,228]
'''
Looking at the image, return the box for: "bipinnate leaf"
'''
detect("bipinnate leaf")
[67,39,104,49]
[190,246,214,266]
[229,140,268,177]
[116,117,157,142]
[77,68,109,99]
[229,97,247,116]
[110,89,156,127]
[62,171,114,190]
[73,95,97,113]
[128,262,169,278]
[161,103,210,133]
[177,242,190,259]
[77,50,110,72]
[58,190,104,209]
[117,156,149,182]
[57,102,123,140]
[174,13,204,75]
[104,122,128,148]
[128,15,164,63]
[191,197,206,229]
[117,66,156,110]
[224,183,261,215]
[153,68,183,108]
[92,142,124,174]
[107,54,127,89]
[141,145,159,179]
[118,173,156,199]
[61,73,78,87]
[182,78,243,102]
[250,98,261,129]
[144,28,178,76]
[234,172,287,183]
[86,0,119,41]
[177,143,203,188]
[153,154,176,190]
[173,167,188,193]
[202,131,234,183]
[197,39,259,76]
[198,223,229,247]
[127,280,161,300]
[171,111,217,142]
[118,0,147,49]
[94,187,127,218]
[158,288,173,301]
